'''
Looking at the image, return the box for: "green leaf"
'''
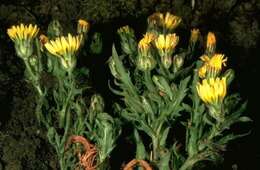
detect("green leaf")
[160,127,170,146]
[134,129,147,160]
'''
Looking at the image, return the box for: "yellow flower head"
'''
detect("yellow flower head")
[77,19,90,34]
[198,64,207,78]
[7,23,39,42]
[199,54,227,78]
[190,28,200,43]
[207,54,227,71]
[138,32,157,54]
[155,33,179,51]
[196,77,227,104]
[45,33,82,58]
[206,32,216,53]
[163,12,182,30]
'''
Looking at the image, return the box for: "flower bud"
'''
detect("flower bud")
[117,26,137,56]
[47,20,63,38]
[77,19,90,34]
[189,28,200,45]
[173,54,184,72]
[223,69,235,85]
[137,55,156,71]
[208,104,225,122]
[161,55,172,69]
[206,32,216,55]
[90,94,105,113]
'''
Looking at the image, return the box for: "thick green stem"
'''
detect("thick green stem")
[152,136,159,162]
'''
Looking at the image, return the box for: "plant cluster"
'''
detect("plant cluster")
[7,11,251,170]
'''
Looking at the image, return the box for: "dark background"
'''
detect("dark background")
[0,0,259,169]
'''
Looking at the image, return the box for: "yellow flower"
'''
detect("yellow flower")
[7,23,39,42]
[199,54,227,78]
[45,34,82,70]
[207,54,227,72]
[138,32,157,56]
[77,19,90,34]
[7,23,39,58]
[163,12,182,30]
[196,77,227,104]
[206,32,216,54]
[198,65,207,78]
[190,28,200,43]
[155,34,179,52]
[45,33,82,57]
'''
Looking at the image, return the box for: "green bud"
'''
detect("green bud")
[137,55,156,71]
[29,55,38,67]
[208,104,225,122]
[90,94,105,113]
[90,32,103,54]
[161,55,172,69]
[47,20,63,38]
[118,26,137,55]
[173,54,184,72]
[223,69,235,85]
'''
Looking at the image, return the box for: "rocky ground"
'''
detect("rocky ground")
[0,0,259,169]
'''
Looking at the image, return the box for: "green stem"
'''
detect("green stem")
[152,136,159,162]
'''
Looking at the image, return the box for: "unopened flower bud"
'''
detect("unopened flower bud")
[161,55,172,69]
[47,20,63,38]
[77,19,90,34]
[117,25,137,56]
[29,55,38,67]
[206,32,216,55]
[173,55,184,72]
[90,94,105,113]
[189,28,200,45]
[137,55,156,71]
[223,69,235,85]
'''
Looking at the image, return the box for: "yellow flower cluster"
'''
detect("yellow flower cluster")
[7,24,39,42]
[198,54,227,78]
[196,77,227,104]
